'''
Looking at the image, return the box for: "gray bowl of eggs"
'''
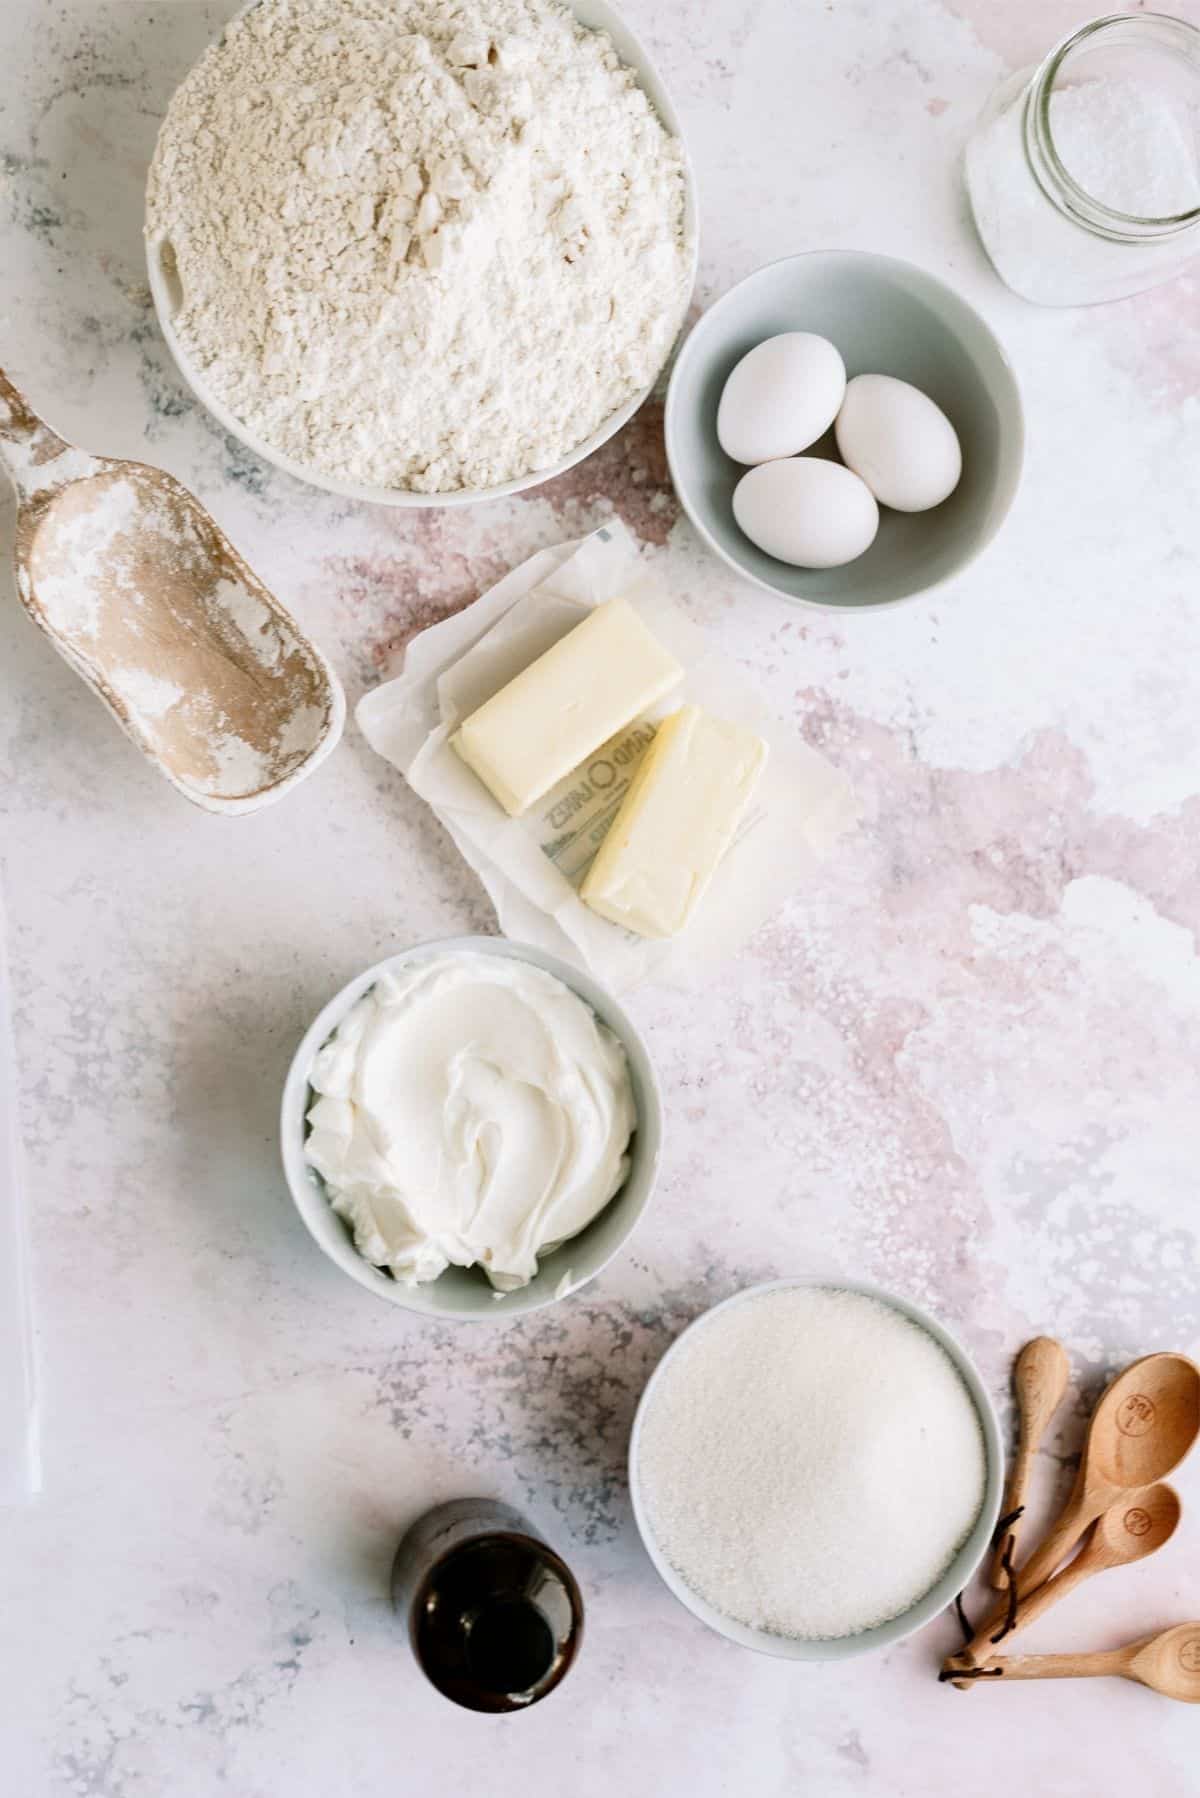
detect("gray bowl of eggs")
[665,251,1025,608]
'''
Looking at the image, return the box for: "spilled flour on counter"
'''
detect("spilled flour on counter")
[145,0,692,493]
[26,468,335,802]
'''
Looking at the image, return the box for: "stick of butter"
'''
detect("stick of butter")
[580,705,768,939]
[450,598,683,816]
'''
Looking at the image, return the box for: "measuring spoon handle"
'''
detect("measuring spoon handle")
[1012,1486,1099,1598]
[990,1337,1070,1587]
[960,1484,1099,1664]
[970,1645,1132,1683]
[990,1433,1039,1588]
[966,1528,1097,1665]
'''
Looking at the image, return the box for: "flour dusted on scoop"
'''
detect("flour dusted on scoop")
[25,467,335,804]
[146,0,692,494]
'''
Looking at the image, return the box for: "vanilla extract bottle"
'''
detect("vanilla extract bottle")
[392,1499,584,1712]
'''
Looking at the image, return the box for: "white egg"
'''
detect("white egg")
[834,374,962,512]
[717,333,846,465]
[732,457,879,569]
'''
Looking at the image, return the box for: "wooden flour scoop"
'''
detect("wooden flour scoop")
[0,368,344,813]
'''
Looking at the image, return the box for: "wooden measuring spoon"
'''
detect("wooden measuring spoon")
[1014,1354,1199,1594]
[953,1623,1200,1702]
[960,1353,1200,1657]
[0,367,343,813]
[946,1483,1181,1683]
[989,1336,1070,1587]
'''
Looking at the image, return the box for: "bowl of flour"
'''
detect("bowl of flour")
[145,0,697,505]
[630,1279,1002,1659]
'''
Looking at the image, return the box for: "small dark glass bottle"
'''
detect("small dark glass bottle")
[392,1499,584,1713]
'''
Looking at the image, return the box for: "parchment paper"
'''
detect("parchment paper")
[357,521,858,989]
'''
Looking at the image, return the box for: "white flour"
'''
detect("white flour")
[146,0,691,494]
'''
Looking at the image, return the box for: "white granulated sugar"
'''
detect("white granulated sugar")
[146,0,691,494]
[1051,79,1200,217]
[966,72,1200,305]
[636,1287,987,1640]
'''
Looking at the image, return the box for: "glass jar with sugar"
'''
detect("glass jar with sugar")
[965,12,1200,306]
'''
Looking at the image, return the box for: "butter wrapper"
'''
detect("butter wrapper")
[357,521,857,989]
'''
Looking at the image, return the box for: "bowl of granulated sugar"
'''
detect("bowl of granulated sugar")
[630,1279,1002,1659]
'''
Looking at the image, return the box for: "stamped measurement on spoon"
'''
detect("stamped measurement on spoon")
[1116,1393,1157,1437]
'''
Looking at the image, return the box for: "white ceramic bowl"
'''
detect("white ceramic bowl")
[146,0,698,508]
[280,936,663,1320]
[665,252,1024,608]
[629,1277,1003,1660]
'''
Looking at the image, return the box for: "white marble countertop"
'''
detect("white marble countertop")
[3,1,1200,1792]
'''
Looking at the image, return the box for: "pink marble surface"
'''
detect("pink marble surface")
[1,1,1199,1793]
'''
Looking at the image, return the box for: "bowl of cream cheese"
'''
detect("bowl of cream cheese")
[280,937,663,1319]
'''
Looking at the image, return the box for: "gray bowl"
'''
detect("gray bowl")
[629,1277,1003,1659]
[665,252,1024,608]
[279,936,663,1321]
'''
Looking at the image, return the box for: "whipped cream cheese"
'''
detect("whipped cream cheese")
[304,952,637,1290]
